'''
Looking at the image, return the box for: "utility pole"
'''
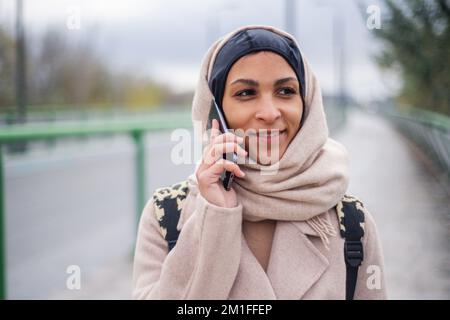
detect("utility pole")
[285,0,297,38]
[314,0,348,125]
[332,5,347,122]
[15,0,27,125]
[334,8,346,106]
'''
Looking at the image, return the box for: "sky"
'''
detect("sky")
[0,0,398,102]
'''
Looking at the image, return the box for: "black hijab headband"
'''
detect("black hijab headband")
[208,28,306,127]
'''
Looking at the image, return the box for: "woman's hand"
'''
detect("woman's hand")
[196,119,247,208]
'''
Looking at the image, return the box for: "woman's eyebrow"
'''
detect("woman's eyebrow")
[274,77,297,86]
[230,78,259,86]
[230,77,298,87]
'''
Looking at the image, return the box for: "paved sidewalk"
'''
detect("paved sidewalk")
[334,108,450,299]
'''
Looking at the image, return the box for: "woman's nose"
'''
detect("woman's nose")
[255,96,281,123]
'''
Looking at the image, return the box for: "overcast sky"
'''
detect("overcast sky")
[0,0,397,102]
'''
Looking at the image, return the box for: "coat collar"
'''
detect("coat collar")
[234,219,331,299]
[183,185,334,300]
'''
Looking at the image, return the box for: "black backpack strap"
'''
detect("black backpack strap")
[336,194,366,300]
[152,180,189,252]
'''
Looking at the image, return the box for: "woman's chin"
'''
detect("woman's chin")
[244,138,287,165]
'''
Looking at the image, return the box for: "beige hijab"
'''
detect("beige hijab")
[191,25,349,246]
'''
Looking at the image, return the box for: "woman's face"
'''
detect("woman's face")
[222,51,303,165]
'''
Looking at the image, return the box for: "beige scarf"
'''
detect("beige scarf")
[191,25,349,247]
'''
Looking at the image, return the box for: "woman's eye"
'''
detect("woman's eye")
[235,89,256,97]
[278,87,296,96]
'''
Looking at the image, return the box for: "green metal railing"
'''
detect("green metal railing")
[380,105,450,180]
[0,110,192,300]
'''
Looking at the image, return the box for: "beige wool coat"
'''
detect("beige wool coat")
[132,174,387,300]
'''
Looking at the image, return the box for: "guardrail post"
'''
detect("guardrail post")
[0,144,6,300]
[132,131,146,231]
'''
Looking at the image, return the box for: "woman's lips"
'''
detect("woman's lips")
[247,129,287,143]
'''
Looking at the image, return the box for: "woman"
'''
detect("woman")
[132,25,387,299]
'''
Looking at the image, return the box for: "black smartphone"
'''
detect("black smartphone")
[206,98,238,191]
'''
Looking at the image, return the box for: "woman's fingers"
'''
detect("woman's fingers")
[203,142,247,165]
[200,124,246,167]
[196,120,245,204]
[210,119,221,142]
[211,131,244,146]
[209,159,245,178]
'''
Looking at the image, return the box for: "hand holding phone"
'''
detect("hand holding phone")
[195,99,247,208]
[207,98,241,191]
